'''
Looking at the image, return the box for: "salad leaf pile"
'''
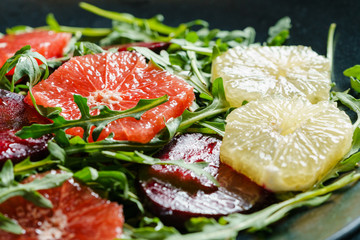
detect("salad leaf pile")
[1,2,360,239]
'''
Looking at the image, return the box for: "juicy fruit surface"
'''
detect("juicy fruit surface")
[0,89,51,164]
[212,46,331,106]
[27,51,194,143]
[0,30,71,68]
[0,171,124,240]
[139,133,271,227]
[220,96,353,192]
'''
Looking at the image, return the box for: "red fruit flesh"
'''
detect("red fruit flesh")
[0,171,124,240]
[0,31,71,63]
[138,133,273,227]
[0,89,51,164]
[0,30,71,74]
[26,51,194,143]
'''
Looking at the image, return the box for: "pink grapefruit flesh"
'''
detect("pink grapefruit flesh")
[26,51,194,143]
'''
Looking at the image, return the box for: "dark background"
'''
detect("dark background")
[1,0,360,239]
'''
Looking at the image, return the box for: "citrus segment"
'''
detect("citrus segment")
[212,46,331,106]
[0,30,71,68]
[26,51,194,143]
[0,171,124,240]
[220,96,353,192]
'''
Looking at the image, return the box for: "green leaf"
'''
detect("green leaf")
[46,13,61,31]
[14,157,58,176]
[127,217,180,240]
[80,2,180,36]
[74,42,105,56]
[101,151,219,187]
[0,213,24,235]
[23,191,53,208]
[16,94,168,142]
[267,16,291,46]
[48,141,67,163]
[178,77,230,131]
[344,65,360,79]
[74,167,99,182]
[0,160,14,187]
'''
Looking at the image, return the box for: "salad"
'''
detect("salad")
[0,2,360,240]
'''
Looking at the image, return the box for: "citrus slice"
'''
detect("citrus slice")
[26,51,194,143]
[0,30,71,68]
[212,46,331,106]
[220,96,353,192]
[0,171,124,240]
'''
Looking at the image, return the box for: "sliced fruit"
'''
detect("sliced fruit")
[0,30,71,70]
[26,51,194,143]
[0,171,124,240]
[0,89,51,164]
[211,46,331,106]
[220,96,353,192]
[139,133,272,227]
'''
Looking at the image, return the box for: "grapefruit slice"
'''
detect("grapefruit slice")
[26,51,194,143]
[0,89,51,164]
[0,30,72,70]
[0,171,124,240]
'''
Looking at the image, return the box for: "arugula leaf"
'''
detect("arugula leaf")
[0,213,24,235]
[16,94,168,143]
[267,16,291,46]
[0,45,49,93]
[13,156,58,177]
[101,151,219,187]
[45,13,112,37]
[73,41,106,56]
[178,77,230,131]
[344,65,360,92]
[127,217,180,240]
[79,2,185,38]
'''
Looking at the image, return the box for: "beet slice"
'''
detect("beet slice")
[138,133,273,227]
[0,89,51,164]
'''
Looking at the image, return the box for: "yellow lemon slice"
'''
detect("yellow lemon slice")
[220,96,353,192]
[212,46,331,107]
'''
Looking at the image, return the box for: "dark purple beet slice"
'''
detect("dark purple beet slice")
[0,89,51,164]
[138,133,273,227]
